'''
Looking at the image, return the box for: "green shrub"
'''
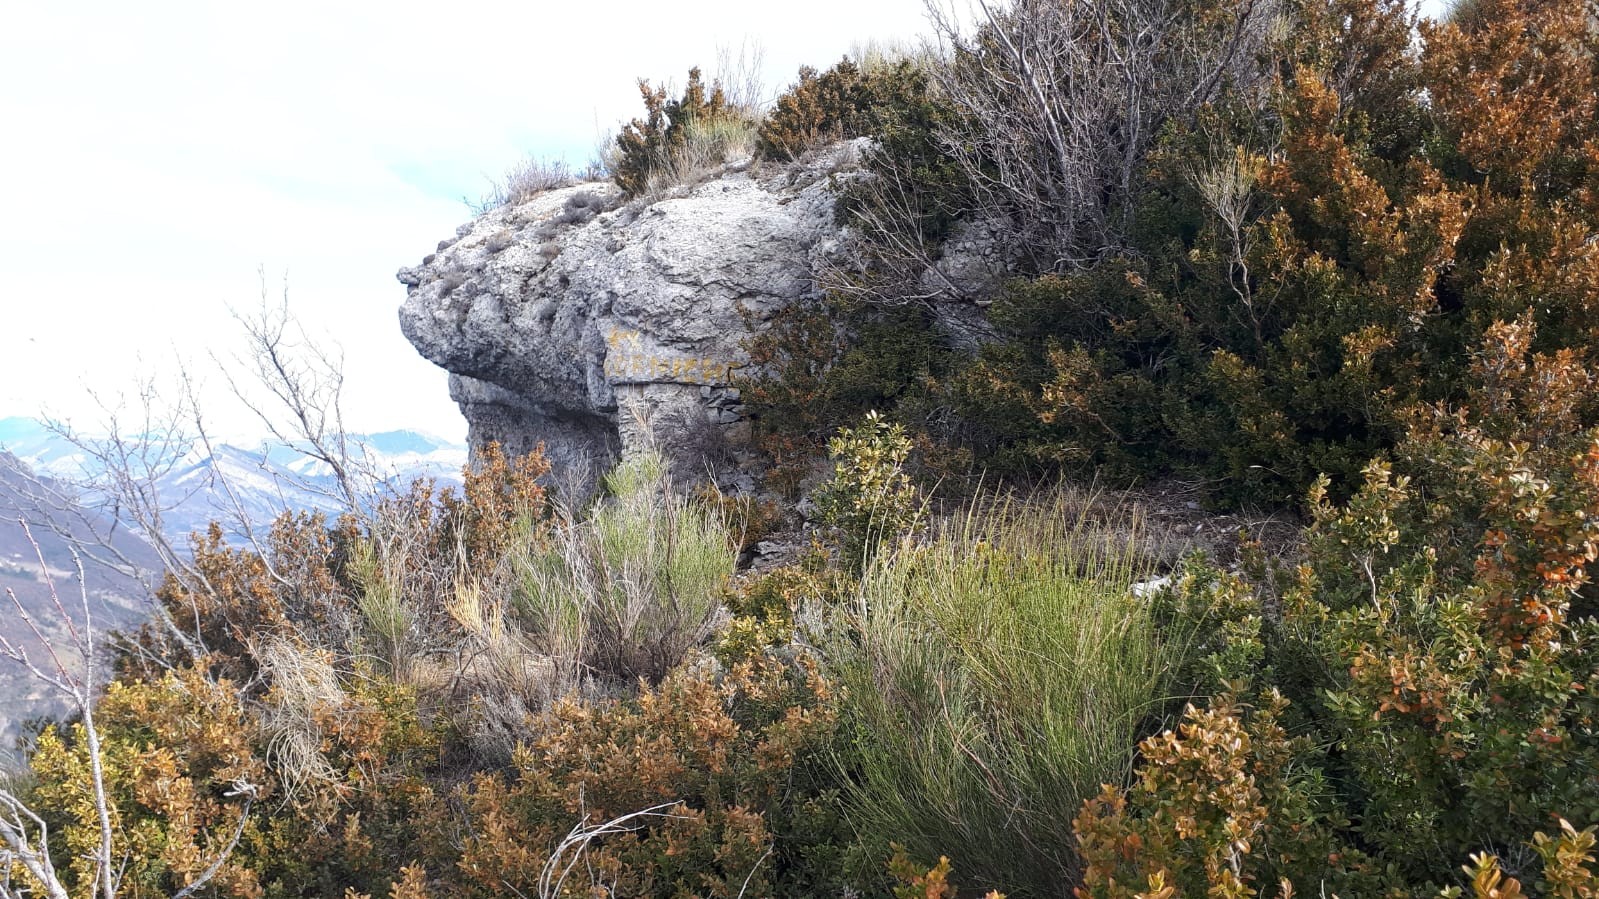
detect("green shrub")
[814,412,920,573]
[716,565,825,666]
[765,0,1599,511]
[950,263,1199,480]
[1075,317,1599,896]
[613,67,749,196]
[737,296,960,495]
[838,57,973,252]
[833,489,1191,894]
[757,59,871,161]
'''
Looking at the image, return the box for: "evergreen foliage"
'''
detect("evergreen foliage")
[756,59,871,162]
[813,411,919,573]
[1076,329,1599,895]
[755,0,1599,509]
[613,68,739,196]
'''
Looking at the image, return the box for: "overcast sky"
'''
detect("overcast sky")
[0,0,932,442]
[0,0,1448,443]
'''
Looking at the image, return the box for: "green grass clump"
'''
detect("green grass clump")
[515,451,734,687]
[833,490,1188,895]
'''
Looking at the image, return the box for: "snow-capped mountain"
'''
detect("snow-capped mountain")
[155,442,349,539]
[255,430,468,484]
[0,417,94,479]
[0,417,467,547]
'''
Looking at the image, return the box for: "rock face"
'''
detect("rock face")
[398,145,863,497]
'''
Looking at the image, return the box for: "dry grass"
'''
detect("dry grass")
[847,38,943,76]
[446,578,578,761]
[713,39,769,118]
[639,115,759,198]
[253,637,345,801]
[469,155,576,214]
[321,450,738,759]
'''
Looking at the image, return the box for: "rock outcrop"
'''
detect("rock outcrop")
[399,144,866,496]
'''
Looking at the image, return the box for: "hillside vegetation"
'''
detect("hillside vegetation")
[5,0,1599,896]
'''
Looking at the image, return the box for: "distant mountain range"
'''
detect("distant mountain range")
[0,417,468,549]
[0,418,469,753]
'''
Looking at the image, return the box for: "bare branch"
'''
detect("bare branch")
[0,519,256,899]
[216,273,378,516]
[0,522,113,898]
[906,0,1282,274]
[0,789,72,899]
[538,802,693,899]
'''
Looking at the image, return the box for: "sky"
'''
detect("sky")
[0,0,931,442]
[0,0,1449,444]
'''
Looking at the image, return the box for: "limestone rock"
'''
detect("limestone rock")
[398,144,865,496]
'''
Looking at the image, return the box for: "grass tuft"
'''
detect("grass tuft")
[254,636,346,801]
[515,451,734,687]
[640,115,758,197]
[833,488,1195,893]
[465,155,576,214]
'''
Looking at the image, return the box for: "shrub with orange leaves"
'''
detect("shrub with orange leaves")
[122,442,548,685]
[1074,693,1346,899]
[23,666,266,899]
[1308,437,1599,885]
[757,59,872,161]
[886,845,974,899]
[1443,820,1599,899]
[21,443,550,897]
[20,659,446,899]
[809,0,1599,509]
[449,652,849,898]
[1079,349,1599,895]
[432,440,550,574]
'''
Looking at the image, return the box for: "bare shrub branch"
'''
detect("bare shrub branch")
[825,156,975,307]
[538,801,692,899]
[920,0,1282,272]
[218,273,375,514]
[714,39,769,116]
